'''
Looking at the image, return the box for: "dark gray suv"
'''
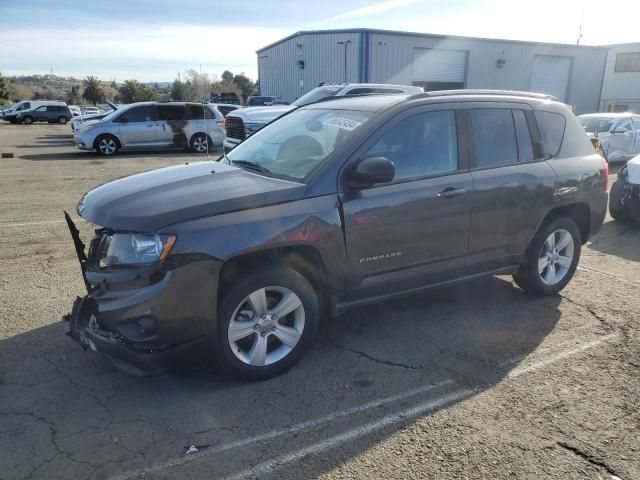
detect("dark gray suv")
[65,90,608,380]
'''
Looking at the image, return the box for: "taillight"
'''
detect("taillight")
[600,157,608,191]
[216,119,225,126]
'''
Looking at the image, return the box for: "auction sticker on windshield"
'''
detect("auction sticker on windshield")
[324,117,363,131]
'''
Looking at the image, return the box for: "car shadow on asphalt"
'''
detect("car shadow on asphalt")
[0,276,563,479]
[587,219,640,262]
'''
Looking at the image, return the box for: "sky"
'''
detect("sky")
[1,0,638,82]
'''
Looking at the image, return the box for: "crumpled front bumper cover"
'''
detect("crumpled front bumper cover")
[64,295,206,373]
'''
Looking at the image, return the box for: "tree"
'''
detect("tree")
[232,72,258,100]
[171,79,192,101]
[117,80,158,103]
[82,76,105,105]
[221,70,234,83]
[184,70,211,102]
[66,84,82,105]
[0,72,11,103]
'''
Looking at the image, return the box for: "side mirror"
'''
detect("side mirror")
[348,156,395,188]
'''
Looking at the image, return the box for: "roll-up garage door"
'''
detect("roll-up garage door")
[530,55,572,102]
[412,48,467,91]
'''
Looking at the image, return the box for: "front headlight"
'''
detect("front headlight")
[244,123,263,135]
[102,233,176,267]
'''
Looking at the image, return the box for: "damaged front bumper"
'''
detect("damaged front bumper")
[62,214,221,373]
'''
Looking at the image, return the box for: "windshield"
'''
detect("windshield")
[579,117,616,133]
[226,108,372,180]
[291,86,344,107]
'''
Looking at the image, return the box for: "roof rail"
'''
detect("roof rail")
[408,89,560,101]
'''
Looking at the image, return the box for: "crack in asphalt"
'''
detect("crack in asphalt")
[324,336,422,371]
[557,441,622,478]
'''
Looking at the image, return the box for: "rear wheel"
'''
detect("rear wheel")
[95,135,119,156]
[22,116,33,125]
[216,268,320,380]
[58,116,68,124]
[513,217,581,296]
[190,133,209,153]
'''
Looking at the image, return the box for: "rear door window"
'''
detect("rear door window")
[513,110,534,162]
[157,105,185,121]
[534,111,566,158]
[469,108,518,168]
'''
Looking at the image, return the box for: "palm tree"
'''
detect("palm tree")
[82,76,105,105]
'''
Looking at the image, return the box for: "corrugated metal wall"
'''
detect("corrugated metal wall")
[367,32,607,114]
[257,30,608,114]
[258,32,362,103]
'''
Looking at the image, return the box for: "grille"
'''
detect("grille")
[225,117,246,141]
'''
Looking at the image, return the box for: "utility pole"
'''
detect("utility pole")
[576,9,584,45]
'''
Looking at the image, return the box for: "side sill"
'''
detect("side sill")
[332,265,520,316]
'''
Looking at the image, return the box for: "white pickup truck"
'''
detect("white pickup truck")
[223,83,423,152]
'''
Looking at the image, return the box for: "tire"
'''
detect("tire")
[58,116,68,124]
[216,268,320,380]
[609,181,627,222]
[94,135,120,156]
[513,217,581,296]
[22,116,33,125]
[190,133,210,153]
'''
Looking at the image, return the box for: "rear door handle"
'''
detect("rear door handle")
[436,187,467,199]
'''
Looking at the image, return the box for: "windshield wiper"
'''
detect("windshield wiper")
[231,160,271,176]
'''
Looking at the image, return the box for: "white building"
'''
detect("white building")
[599,43,640,113]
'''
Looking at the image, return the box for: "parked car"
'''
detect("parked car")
[81,106,101,115]
[212,103,241,117]
[69,106,81,117]
[223,83,423,151]
[65,90,607,380]
[2,100,67,123]
[578,113,640,161]
[609,153,640,222]
[247,96,280,106]
[16,103,72,124]
[70,101,118,133]
[73,101,224,155]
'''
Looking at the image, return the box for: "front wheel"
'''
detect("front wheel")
[95,135,119,156]
[513,217,581,296]
[216,268,320,380]
[609,181,627,222]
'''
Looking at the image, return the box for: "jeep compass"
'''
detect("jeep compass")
[65,90,608,380]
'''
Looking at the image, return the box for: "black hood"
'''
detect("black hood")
[78,162,306,231]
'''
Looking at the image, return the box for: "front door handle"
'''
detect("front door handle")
[436,187,467,199]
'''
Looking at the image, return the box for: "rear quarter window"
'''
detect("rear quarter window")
[534,111,566,158]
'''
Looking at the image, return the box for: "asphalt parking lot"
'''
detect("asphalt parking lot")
[1,122,639,480]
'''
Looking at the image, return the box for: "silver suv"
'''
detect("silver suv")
[74,102,225,155]
[223,83,423,151]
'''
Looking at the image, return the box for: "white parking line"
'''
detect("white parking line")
[506,334,616,378]
[223,334,617,480]
[0,219,66,228]
[225,388,477,480]
[108,379,454,480]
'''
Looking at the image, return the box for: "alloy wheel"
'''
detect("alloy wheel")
[98,137,117,155]
[193,135,208,153]
[538,228,574,285]
[228,286,305,367]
